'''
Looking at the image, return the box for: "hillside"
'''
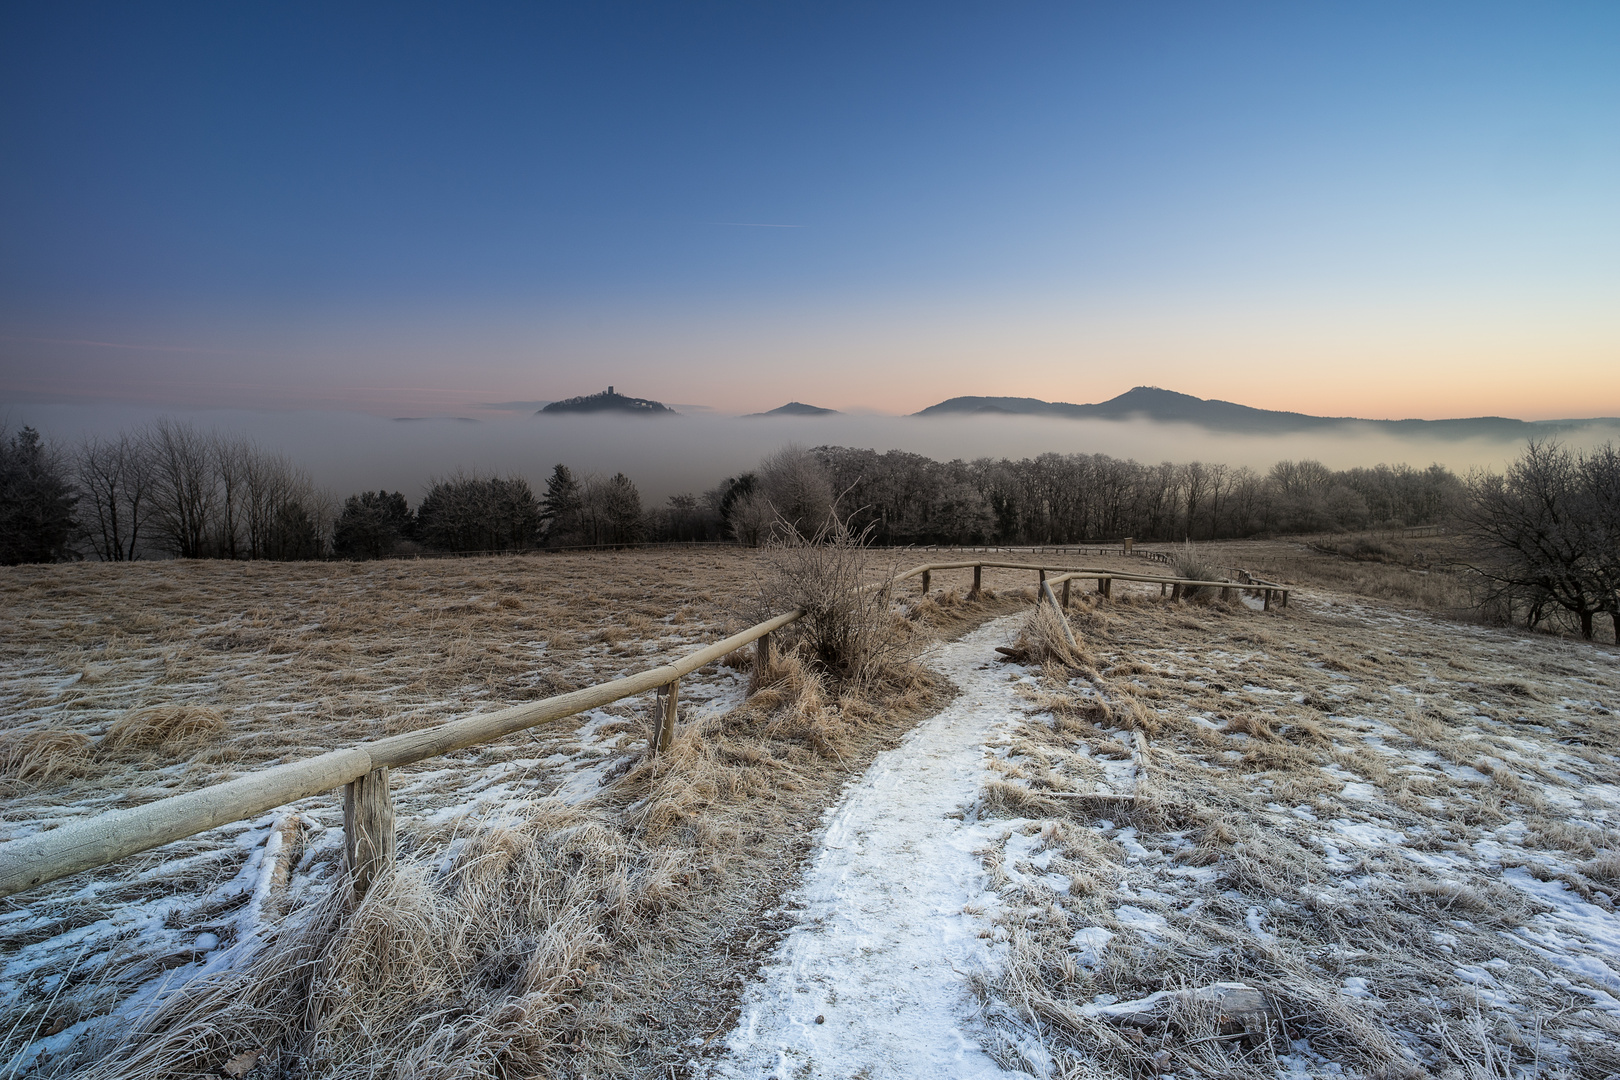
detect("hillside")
[915,386,1611,440]
[741,401,841,418]
[538,387,676,415]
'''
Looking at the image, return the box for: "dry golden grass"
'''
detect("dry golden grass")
[0,730,94,789]
[1149,532,1477,617]
[0,551,1032,1078]
[968,583,1620,1078]
[99,705,225,755]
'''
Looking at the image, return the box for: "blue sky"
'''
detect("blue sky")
[2,2,1616,417]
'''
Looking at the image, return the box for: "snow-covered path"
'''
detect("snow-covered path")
[708,615,1032,1080]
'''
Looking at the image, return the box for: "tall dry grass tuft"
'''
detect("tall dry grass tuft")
[1008,601,1089,670]
[74,801,680,1080]
[754,513,914,691]
[0,728,94,788]
[100,705,226,755]
[1170,541,1222,601]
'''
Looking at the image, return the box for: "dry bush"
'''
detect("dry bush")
[72,801,661,1080]
[0,728,94,787]
[1002,601,1088,670]
[754,514,914,691]
[1171,541,1222,601]
[99,705,226,755]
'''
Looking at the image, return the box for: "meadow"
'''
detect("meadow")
[0,545,1616,1078]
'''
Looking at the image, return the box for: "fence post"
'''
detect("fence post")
[1263,589,1273,611]
[971,564,981,598]
[1281,590,1289,609]
[1172,583,1182,601]
[344,767,395,898]
[756,630,772,675]
[657,679,679,751]
[1103,577,1113,599]
[921,569,930,596]
[1061,579,1070,608]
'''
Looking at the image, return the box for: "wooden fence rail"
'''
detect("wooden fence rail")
[0,557,1288,901]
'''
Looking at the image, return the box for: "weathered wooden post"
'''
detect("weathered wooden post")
[756,629,772,675]
[656,679,679,751]
[1159,582,1166,597]
[1263,589,1273,611]
[1061,578,1071,608]
[1103,577,1113,599]
[1281,589,1290,609]
[1171,583,1182,601]
[921,569,931,595]
[971,564,981,597]
[344,767,395,898]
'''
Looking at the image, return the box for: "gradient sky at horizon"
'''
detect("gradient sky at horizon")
[3,2,1617,420]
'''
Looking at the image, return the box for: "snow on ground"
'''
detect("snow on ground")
[707,615,1036,1080]
[961,584,1620,1078]
[5,555,1618,1077]
[0,553,763,1075]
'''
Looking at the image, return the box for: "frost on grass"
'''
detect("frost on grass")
[0,550,988,1078]
[967,583,1620,1079]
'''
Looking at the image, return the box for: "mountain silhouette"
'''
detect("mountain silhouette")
[741,401,841,418]
[914,386,1611,440]
[539,387,676,415]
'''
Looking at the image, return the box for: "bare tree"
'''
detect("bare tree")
[1204,461,1230,540]
[576,472,643,545]
[1459,441,1608,639]
[76,433,151,561]
[1574,443,1620,642]
[142,419,218,558]
[1180,461,1211,541]
[212,435,253,559]
[757,445,834,537]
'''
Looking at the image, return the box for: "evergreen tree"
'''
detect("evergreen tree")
[333,490,414,559]
[541,464,582,545]
[0,426,79,564]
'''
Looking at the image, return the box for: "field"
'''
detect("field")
[2,545,1617,1078]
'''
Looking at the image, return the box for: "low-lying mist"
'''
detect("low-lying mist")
[9,403,1615,504]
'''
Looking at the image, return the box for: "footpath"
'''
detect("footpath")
[706,614,1033,1079]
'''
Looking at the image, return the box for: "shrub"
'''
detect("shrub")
[417,474,542,552]
[333,491,414,559]
[1171,542,1222,601]
[757,513,912,691]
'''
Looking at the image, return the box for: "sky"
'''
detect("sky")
[2,2,1618,422]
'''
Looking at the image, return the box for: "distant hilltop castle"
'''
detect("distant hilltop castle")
[539,387,676,415]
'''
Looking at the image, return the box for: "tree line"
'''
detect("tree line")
[3,419,1615,640]
[701,445,1465,548]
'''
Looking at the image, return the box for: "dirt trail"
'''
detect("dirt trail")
[708,615,1032,1080]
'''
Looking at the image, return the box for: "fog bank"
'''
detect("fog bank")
[7,403,1615,505]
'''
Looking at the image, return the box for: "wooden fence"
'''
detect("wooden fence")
[0,558,1288,901]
